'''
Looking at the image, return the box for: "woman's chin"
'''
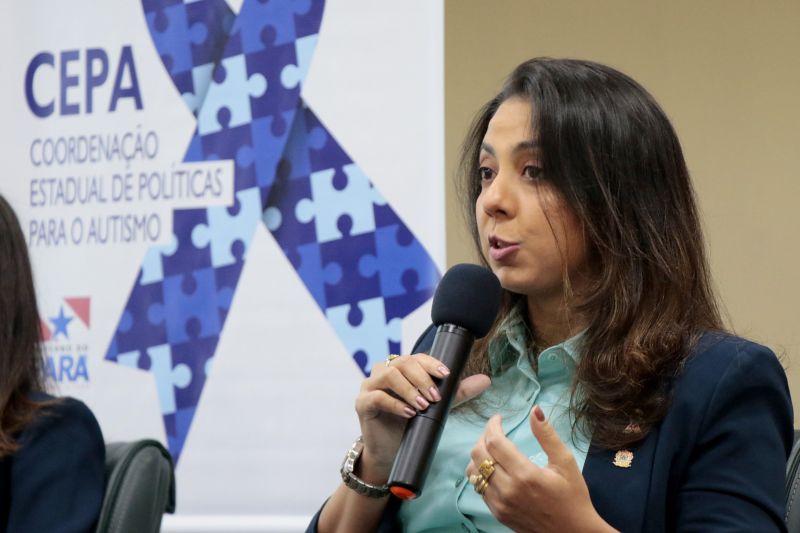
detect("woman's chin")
[491,269,561,299]
[491,268,531,294]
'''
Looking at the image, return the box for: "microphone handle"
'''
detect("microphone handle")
[388,324,475,499]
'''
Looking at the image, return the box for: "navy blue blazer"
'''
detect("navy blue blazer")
[309,330,793,532]
[0,394,105,532]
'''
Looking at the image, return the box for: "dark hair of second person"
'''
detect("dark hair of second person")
[0,194,52,457]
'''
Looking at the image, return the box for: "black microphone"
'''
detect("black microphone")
[388,263,502,500]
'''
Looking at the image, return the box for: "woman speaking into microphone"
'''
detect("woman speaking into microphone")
[309,58,792,532]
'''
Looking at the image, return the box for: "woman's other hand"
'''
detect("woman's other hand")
[355,354,490,483]
[466,407,616,533]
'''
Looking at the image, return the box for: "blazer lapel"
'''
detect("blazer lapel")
[583,427,660,533]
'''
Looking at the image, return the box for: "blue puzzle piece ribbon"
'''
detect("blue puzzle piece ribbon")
[106,0,440,461]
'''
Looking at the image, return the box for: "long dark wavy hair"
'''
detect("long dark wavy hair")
[457,58,724,449]
[0,195,51,457]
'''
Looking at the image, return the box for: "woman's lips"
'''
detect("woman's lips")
[488,236,520,261]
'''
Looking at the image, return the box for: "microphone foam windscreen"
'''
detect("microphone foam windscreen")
[430,264,502,338]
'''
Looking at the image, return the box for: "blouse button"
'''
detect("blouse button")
[455,475,464,487]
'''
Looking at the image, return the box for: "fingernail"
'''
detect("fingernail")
[416,396,429,410]
[403,406,417,418]
[438,365,450,376]
[429,386,441,401]
[534,405,545,422]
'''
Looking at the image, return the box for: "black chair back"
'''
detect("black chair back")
[785,431,800,531]
[94,439,176,533]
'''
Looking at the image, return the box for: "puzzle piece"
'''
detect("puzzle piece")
[118,310,134,333]
[181,62,215,114]
[186,0,235,67]
[197,54,267,135]
[245,110,296,190]
[140,234,179,285]
[214,261,241,323]
[306,109,352,171]
[149,268,226,344]
[143,0,236,119]
[245,42,299,119]
[280,34,318,90]
[183,134,204,163]
[384,286,436,323]
[319,232,381,308]
[119,344,191,416]
[164,407,196,462]
[171,335,217,412]
[295,164,385,243]
[162,209,213,276]
[116,350,141,369]
[373,193,404,229]
[109,283,167,355]
[294,0,326,39]
[201,120,253,161]
[236,0,312,53]
[287,241,342,309]
[277,105,326,181]
[171,69,196,104]
[146,3,193,75]
[191,186,262,267]
[181,90,203,115]
[358,224,440,299]
[326,297,402,374]
[264,168,316,246]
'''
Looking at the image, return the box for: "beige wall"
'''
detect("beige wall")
[445,0,800,420]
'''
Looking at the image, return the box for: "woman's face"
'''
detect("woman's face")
[475,97,589,301]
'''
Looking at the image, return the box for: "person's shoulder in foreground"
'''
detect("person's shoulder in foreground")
[1,393,106,533]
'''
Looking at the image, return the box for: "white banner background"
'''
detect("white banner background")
[0,0,443,530]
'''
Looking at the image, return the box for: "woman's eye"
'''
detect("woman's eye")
[523,165,543,180]
[478,167,495,181]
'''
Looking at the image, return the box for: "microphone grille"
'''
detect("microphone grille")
[430,264,502,338]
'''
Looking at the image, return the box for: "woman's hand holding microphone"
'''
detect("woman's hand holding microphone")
[353,353,491,485]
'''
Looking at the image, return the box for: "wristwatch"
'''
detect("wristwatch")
[340,436,390,498]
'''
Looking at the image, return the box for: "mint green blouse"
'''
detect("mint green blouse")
[398,309,590,533]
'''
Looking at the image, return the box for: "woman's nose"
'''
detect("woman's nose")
[481,171,514,218]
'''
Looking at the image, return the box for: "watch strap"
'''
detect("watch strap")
[340,436,390,498]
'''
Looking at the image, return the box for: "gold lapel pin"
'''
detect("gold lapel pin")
[613,449,634,468]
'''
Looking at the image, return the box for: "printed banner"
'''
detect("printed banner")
[0,0,443,523]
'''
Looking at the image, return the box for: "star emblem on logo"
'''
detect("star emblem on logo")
[49,305,73,340]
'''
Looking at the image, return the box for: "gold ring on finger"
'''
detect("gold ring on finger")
[475,476,490,495]
[385,354,400,367]
[478,458,496,479]
[468,473,483,486]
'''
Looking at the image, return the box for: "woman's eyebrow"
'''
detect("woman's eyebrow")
[513,140,541,155]
[480,140,540,157]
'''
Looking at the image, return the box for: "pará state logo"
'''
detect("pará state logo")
[40,297,91,384]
